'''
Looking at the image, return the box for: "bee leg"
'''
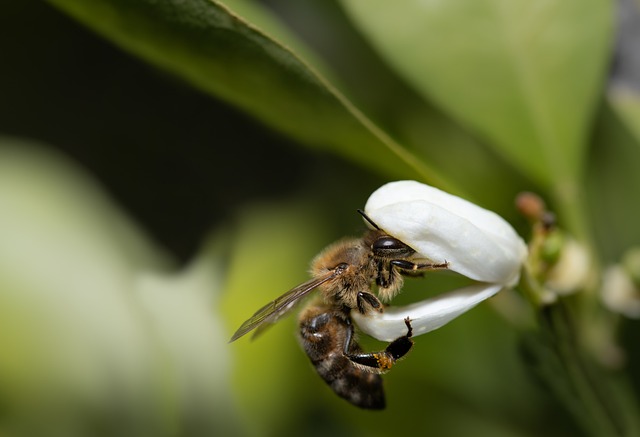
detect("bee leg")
[356,291,383,314]
[391,259,449,272]
[345,317,414,373]
[384,317,413,361]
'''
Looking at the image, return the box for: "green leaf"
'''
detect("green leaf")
[218,0,337,82]
[251,0,536,210]
[588,99,640,261]
[341,0,612,189]
[46,0,450,187]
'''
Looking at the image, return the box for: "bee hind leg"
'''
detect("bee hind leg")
[346,317,414,373]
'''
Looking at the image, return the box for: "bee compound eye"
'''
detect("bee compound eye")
[333,262,349,273]
[373,237,409,252]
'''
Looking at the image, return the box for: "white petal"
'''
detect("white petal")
[352,283,503,341]
[365,180,527,286]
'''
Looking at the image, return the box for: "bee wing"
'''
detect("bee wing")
[229,271,340,342]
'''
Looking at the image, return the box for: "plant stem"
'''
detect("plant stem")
[518,268,639,436]
[542,303,626,437]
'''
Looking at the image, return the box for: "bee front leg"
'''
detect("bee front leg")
[391,259,449,272]
[345,317,414,373]
[356,291,383,315]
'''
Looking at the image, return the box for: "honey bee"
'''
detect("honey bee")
[229,211,448,409]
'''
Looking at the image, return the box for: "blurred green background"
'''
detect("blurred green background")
[1,0,639,436]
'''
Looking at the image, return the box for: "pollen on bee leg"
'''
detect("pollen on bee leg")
[374,353,394,371]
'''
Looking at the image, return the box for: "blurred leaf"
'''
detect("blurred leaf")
[219,0,336,82]
[226,0,525,207]
[256,0,536,211]
[46,0,452,188]
[134,235,244,436]
[340,0,612,190]
[609,0,640,141]
[0,138,240,436]
[588,101,640,261]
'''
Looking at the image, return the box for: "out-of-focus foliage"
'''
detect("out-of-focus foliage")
[2,0,640,436]
[342,0,611,190]
[0,139,241,436]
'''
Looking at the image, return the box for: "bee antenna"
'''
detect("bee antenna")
[357,209,380,230]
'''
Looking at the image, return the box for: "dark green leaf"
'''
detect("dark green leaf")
[47,0,449,186]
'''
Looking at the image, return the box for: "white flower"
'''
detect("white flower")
[364,180,527,287]
[353,180,527,341]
